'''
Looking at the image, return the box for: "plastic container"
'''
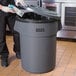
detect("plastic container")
[14,7,59,73]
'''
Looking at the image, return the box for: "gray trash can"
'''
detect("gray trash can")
[14,7,60,73]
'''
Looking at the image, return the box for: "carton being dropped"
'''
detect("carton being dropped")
[8,5,25,17]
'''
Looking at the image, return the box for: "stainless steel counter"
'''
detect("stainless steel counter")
[43,0,76,3]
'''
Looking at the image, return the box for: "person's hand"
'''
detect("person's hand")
[15,0,25,6]
[0,4,3,10]
[1,6,15,13]
[0,4,15,13]
[8,9,15,13]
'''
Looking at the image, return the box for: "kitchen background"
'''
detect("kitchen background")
[42,0,76,39]
[3,0,76,76]
[6,0,76,39]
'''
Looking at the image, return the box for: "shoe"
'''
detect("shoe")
[1,58,9,67]
[16,52,21,59]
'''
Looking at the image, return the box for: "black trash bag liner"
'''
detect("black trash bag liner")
[16,12,59,23]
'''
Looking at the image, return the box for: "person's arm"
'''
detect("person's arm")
[0,4,15,13]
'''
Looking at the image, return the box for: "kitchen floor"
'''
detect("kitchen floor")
[0,35,76,76]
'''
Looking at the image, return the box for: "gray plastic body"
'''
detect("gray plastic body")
[14,19,58,73]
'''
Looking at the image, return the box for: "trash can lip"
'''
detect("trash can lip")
[17,19,57,23]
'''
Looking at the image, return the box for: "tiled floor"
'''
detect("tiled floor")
[0,35,76,76]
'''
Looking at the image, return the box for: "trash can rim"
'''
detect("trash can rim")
[16,16,58,23]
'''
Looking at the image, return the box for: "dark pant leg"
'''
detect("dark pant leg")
[13,31,20,53]
[7,14,20,53]
[0,13,9,59]
[58,19,62,31]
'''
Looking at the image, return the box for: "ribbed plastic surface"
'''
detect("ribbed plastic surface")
[14,19,58,73]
